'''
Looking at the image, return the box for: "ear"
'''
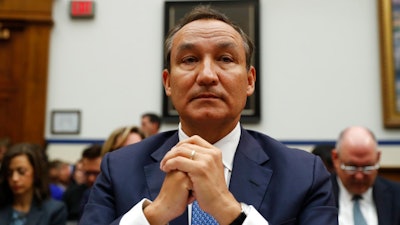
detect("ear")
[246,66,256,96]
[331,149,339,161]
[331,149,340,170]
[376,150,381,162]
[162,69,171,96]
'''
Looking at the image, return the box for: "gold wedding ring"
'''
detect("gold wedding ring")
[190,150,196,160]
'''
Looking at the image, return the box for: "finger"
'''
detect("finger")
[178,136,221,157]
[161,146,216,173]
[160,142,205,168]
[160,155,194,172]
[163,138,216,163]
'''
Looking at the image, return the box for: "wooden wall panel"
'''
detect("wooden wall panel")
[0,1,53,146]
[0,0,52,21]
[379,167,400,183]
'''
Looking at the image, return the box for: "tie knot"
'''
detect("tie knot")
[353,195,363,201]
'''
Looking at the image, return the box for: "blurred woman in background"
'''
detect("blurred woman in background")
[101,125,145,156]
[0,143,67,225]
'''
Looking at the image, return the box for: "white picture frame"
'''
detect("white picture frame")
[51,110,81,134]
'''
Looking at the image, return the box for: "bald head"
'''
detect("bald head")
[336,126,377,154]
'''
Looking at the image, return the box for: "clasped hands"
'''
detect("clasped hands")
[143,135,242,225]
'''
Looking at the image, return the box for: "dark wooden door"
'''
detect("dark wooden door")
[0,1,53,146]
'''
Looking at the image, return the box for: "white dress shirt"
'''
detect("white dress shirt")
[120,123,268,225]
[337,178,378,225]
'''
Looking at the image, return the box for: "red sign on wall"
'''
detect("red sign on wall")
[70,1,95,18]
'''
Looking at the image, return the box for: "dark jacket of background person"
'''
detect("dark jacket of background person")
[0,199,67,225]
[63,144,102,222]
[331,174,400,225]
[80,129,337,225]
[62,183,88,221]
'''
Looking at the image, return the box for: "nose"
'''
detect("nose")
[10,171,19,181]
[196,58,218,86]
[353,171,365,180]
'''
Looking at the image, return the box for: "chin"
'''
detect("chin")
[351,186,368,195]
[192,111,228,120]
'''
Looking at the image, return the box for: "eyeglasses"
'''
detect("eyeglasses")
[340,163,380,174]
[85,171,100,177]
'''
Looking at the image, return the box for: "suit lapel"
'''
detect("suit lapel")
[331,175,340,207]
[229,129,272,209]
[374,178,391,225]
[144,132,179,200]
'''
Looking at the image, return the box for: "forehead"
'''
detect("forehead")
[172,19,244,50]
[9,154,31,168]
[82,157,101,167]
[340,140,377,162]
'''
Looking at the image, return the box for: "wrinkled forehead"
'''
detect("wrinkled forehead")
[173,19,244,48]
[339,142,378,163]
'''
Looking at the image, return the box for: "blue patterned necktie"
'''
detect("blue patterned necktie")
[191,201,219,225]
[353,195,368,225]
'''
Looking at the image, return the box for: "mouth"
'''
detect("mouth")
[11,186,22,191]
[192,92,220,101]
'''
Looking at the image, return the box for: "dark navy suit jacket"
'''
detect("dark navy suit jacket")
[332,175,400,225]
[0,198,67,225]
[80,129,338,225]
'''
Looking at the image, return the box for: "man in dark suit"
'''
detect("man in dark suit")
[331,126,400,225]
[80,5,338,225]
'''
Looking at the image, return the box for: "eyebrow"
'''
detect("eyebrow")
[176,41,239,53]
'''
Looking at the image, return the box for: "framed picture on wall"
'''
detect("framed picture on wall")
[162,0,261,123]
[378,0,400,128]
[51,110,81,134]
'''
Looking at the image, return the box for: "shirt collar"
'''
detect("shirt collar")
[178,123,241,172]
[337,176,373,203]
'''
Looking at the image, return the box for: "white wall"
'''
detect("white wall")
[46,0,400,165]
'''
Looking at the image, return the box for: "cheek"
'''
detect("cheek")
[27,173,35,187]
[170,79,191,99]
[367,174,377,183]
[336,171,350,182]
[225,75,248,90]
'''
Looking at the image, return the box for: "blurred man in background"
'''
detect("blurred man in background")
[331,126,400,225]
[140,112,161,137]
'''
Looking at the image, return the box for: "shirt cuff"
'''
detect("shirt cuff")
[119,199,152,225]
[242,203,269,225]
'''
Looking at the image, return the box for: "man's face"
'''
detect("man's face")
[332,141,380,195]
[82,157,101,187]
[58,163,72,185]
[141,116,156,137]
[163,19,255,127]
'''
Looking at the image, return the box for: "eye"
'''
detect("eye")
[219,55,234,63]
[181,56,198,65]
[17,168,27,176]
